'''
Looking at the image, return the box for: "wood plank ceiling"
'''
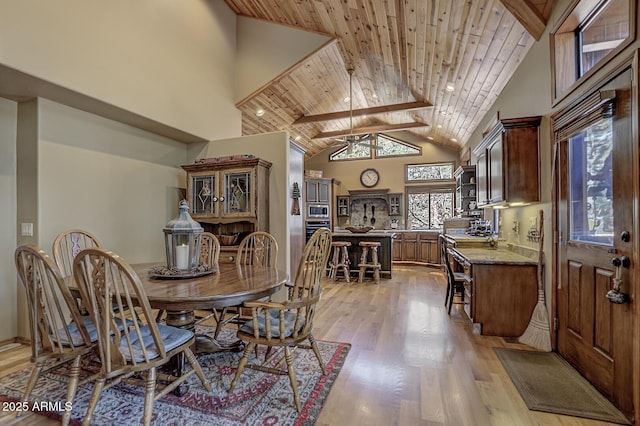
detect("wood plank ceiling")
[224,0,554,158]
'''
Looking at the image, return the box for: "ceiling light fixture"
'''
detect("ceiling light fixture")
[330,65,379,153]
[256,109,265,117]
[446,82,455,92]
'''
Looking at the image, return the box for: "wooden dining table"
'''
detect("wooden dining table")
[67,261,288,395]
[132,262,289,352]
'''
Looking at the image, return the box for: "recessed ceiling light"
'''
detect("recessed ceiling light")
[372,93,378,99]
[427,136,434,140]
[343,96,350,103]
[256,109,265,117]
[440,111,448,116]
[451,138,457,142]
[446,82,455,92]
[437,124,442,129]
[294,135,301,141]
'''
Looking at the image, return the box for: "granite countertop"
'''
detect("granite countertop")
[452,247,537,265]
[333,230,397,237]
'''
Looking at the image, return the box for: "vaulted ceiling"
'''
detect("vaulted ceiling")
[224,0,554,158]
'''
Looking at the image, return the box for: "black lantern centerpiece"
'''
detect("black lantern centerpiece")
[150,200,212,278]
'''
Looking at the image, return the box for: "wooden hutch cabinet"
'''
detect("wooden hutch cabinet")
[182,156,272,263]
[474,116,541,207]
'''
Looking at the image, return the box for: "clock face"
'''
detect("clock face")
[360,168,380,188]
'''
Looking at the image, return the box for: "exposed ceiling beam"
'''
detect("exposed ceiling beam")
[293,101,433,125]
[499,0,547,41]
[312,122,429,139]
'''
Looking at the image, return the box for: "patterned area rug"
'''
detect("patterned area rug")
[0,327,350,425]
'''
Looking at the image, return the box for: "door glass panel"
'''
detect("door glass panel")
[568,117,613,245]
[193,175,215,215]
[225,172,251,214]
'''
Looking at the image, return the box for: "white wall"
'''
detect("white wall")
[0,0,241,140]
[0,98,17,341]
[37,100,187,263]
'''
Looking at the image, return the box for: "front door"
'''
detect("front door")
[556,67,635,419]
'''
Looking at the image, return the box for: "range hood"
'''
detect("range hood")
[348,189,389,201]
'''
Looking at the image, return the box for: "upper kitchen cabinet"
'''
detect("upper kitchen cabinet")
[305,178,332,203]
[182,156,272,231]
[474,116,541,207]
[454,165,481,217]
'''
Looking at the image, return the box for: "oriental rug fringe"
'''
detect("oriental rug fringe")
[0,327,350,425]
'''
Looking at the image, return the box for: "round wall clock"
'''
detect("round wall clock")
[360,168,380,188]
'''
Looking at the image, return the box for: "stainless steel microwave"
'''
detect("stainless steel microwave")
[307,204,330,218]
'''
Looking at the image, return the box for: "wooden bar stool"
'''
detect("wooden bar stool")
[327,241,351,282]
[358,241,381,283]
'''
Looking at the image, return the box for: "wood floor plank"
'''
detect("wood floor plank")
[0,265,619,425]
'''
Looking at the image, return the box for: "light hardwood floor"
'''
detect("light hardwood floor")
[0,265,616,425]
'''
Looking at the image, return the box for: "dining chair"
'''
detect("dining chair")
[228,227,332,412]
[204,231,280,344]
[73,247,212,426]
[193,233,234,338]
[52,229,101,278]
[236,231,278,267]
[440,235,467,315]
[14,244,99,426]
[52,229,101,314]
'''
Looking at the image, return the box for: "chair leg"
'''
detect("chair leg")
[184,347,212,391]
[18,365,42,417]
[284,347,301,412]
[229,342,255,393]
[143,367,156,426]
[82,378,105,426]
[61,356,82,426]
[308,334,327,375]
[444,280,451,307]
[447,283,455,315]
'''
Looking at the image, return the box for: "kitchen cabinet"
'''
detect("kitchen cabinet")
[474,116,541,207]
[388,193,402,216]
[182,156,272,262]
[305,178,331,203]
[392,237,402,261]
[454,165,481,218]
[418,233,440,264]
[336,196,350,217]
[392,231,441,265]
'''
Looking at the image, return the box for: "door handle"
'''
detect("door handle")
[612,256,630,268]
[607,256,630,304]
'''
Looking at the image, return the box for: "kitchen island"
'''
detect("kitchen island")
[332,230,396,279]
[449,245,538,336]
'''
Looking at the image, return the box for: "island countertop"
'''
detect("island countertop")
[452,247,537,265]
[332,230,398,238]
